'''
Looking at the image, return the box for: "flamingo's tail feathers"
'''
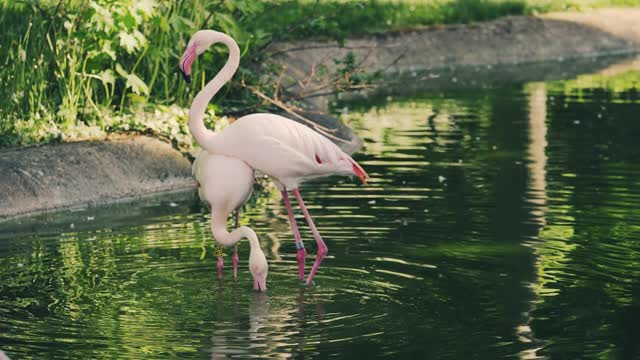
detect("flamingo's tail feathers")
[350,159,369,184]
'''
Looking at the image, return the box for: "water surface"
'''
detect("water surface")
[1,58,640,359]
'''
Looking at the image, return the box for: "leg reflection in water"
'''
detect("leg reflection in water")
[209,288,328,358]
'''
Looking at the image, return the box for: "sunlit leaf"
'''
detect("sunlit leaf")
[118,31,138,54]
[125,73,149,95]
[134,0,157,17]
[115,63,128,78]
[98,69,115,86]
[101,41,116,61]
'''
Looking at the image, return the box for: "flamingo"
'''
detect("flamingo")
[193,151,268,291]
[179,30,369,285]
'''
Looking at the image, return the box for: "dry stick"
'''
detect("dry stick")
[241,81,353,145]
[380,50,408,74]
[243,78,336,133]
[299,62,319,94]
[200,0,226,29]
[273,65,286,100]
[39,0,65,58]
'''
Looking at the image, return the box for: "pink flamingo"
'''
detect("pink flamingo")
[193,152,268,291]
[179,30,368,285]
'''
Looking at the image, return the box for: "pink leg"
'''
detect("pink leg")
[282,189,307,281]
[233,210,239,280]
[217,252,224,280]
[293,188,328,285]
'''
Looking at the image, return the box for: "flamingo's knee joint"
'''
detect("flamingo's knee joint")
[319,247,328,257]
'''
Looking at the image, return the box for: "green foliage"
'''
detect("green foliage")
[1,0,640,148]
[0,0,261,147]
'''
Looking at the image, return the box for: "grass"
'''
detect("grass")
[1,0,639,148]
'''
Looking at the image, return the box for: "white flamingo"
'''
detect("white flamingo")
[193,152,268,291]
[180,30,368,285]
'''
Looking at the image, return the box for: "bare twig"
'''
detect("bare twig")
[200,0,226,29]
[240,80,354,145]
[39,0,65,58]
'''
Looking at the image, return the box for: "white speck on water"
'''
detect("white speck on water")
[368,200,376,204]
[169,202,178,207]
[492,145,498,150]
[17,263,24,268]
[438,175,446,183]
[451,77,458,83]
[70,223,75,229]
[402,181,406,184]
[574,120,580,125]
[386,96,393,101]
[87,216,95,221]
[458,159,463,163]
[402,219,408,226]
[424,209,429,212]
[476,137,480,141]
[597,113,602,119]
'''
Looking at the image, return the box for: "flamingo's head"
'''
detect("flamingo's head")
[249,246,269,292]
[179,30,218,83]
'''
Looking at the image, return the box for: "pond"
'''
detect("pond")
[1,57,640,359]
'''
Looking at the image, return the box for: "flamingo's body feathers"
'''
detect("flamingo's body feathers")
[192,151,254,212]
[205,113,367,189]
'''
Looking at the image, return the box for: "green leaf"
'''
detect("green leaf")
[118,31,139,53]
[102,41,116,61]
[98,69,115,86]
[125,73,149,95]
[134,0,157,17]
[115,63,128,78]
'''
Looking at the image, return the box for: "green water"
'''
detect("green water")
[2,59,640,359]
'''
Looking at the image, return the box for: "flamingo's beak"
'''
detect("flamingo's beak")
[179,44,196,84]
[253,277,267,292]
[351,161,369,185]
[180,69,191,84]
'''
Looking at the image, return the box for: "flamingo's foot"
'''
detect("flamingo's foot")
[306,245,328,286]
[296,243,307,282]
[217,257,224,280]
[232,251,239,281]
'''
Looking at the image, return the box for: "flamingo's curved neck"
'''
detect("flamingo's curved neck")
[211,211,260,250]
[189,32,240,151]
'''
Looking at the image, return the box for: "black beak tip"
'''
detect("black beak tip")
[180,70,191,84]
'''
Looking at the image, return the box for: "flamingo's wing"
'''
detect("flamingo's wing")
[251,135,315,180]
